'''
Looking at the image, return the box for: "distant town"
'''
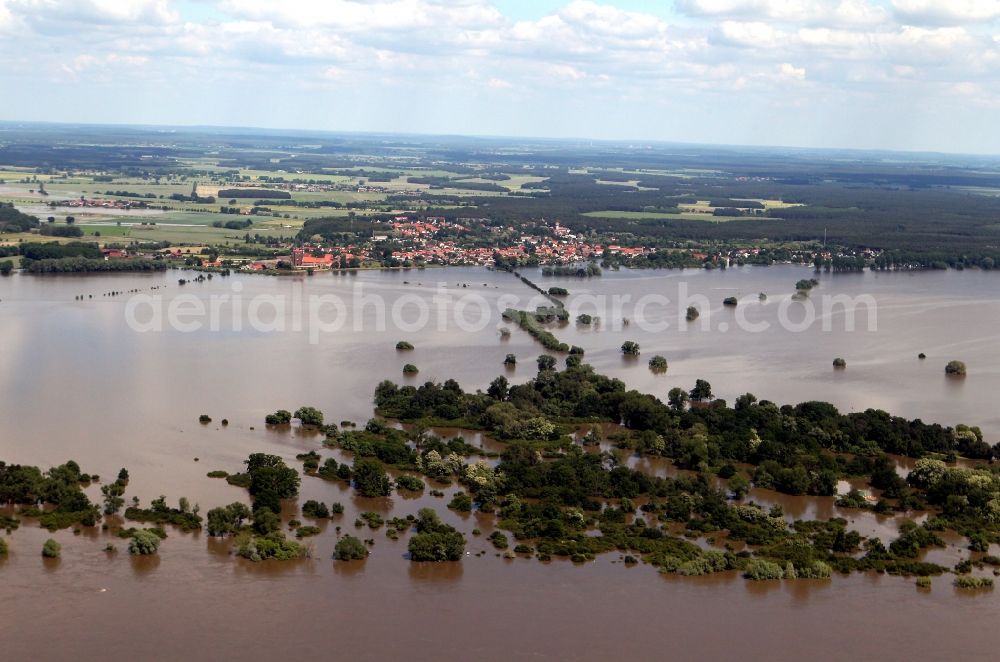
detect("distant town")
[82,215,878,275]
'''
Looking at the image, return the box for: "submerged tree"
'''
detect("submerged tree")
[265,409,292,425]
[128,530,161,555]
[407,508,465,562]
[42,539,61,558]
[945,360,967,376]
[648,355,668,372]
[101,480,126,516]
[294,406,324,427]
[353,458,391,498]
[334,535,368,561]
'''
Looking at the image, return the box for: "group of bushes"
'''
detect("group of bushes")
[0,460,100,530]
[265,406,325,427]
[125,495,202,532]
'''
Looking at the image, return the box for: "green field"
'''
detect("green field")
[582,210,680,220]
[0,161,544,251]
[77,223,289,245]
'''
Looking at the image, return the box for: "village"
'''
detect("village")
[89,215,877,275]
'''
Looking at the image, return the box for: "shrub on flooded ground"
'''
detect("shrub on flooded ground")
[235,532,307,562]
[316,457,352,482]
[360,512,384,529]
[0,460,99,530]
[489,531,509,550]
[296,451,321,473]
[408,509,465,562]
[743,559,785,580]
[128,529,161,555]
[294,406,324,427]
[334,535,368,561]
[448,492,472,512]
[353,458,392,498]
[945,360,967,376]
[1,514,20,532]
[265,410,292,425]
[954,575,993,589]
[295,526,321,539]
[395,475,425,492]
[206,503,252,537]
[125,495,202,531]
[302,500,329,519]
[42,538,61,558]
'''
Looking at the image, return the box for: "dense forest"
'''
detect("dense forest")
[0,203,38,232]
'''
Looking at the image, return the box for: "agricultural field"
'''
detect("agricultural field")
[74,223,262,245]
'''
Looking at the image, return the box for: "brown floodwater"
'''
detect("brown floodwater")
[2,266,1000,660]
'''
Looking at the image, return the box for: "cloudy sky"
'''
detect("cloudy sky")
[1,0,999,153]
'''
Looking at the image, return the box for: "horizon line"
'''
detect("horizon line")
[1,118,998,162]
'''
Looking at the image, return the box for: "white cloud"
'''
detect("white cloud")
[678,0,888,27]
[893,0,1000,25]
[796,27,870,50]
[2,0,1000,151]
[10,0,176,26]
[779,62,806,80]
[219,0,503,31]
[714,20,785,48]
[558,0,665,37]
[0,0,12,30]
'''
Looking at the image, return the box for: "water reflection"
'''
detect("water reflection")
[407,560,464,583]
[332,558,367,577]
[129,554,160,576]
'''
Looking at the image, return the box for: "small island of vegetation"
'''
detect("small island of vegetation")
[796,278,820,292]
[945,360,967,376]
